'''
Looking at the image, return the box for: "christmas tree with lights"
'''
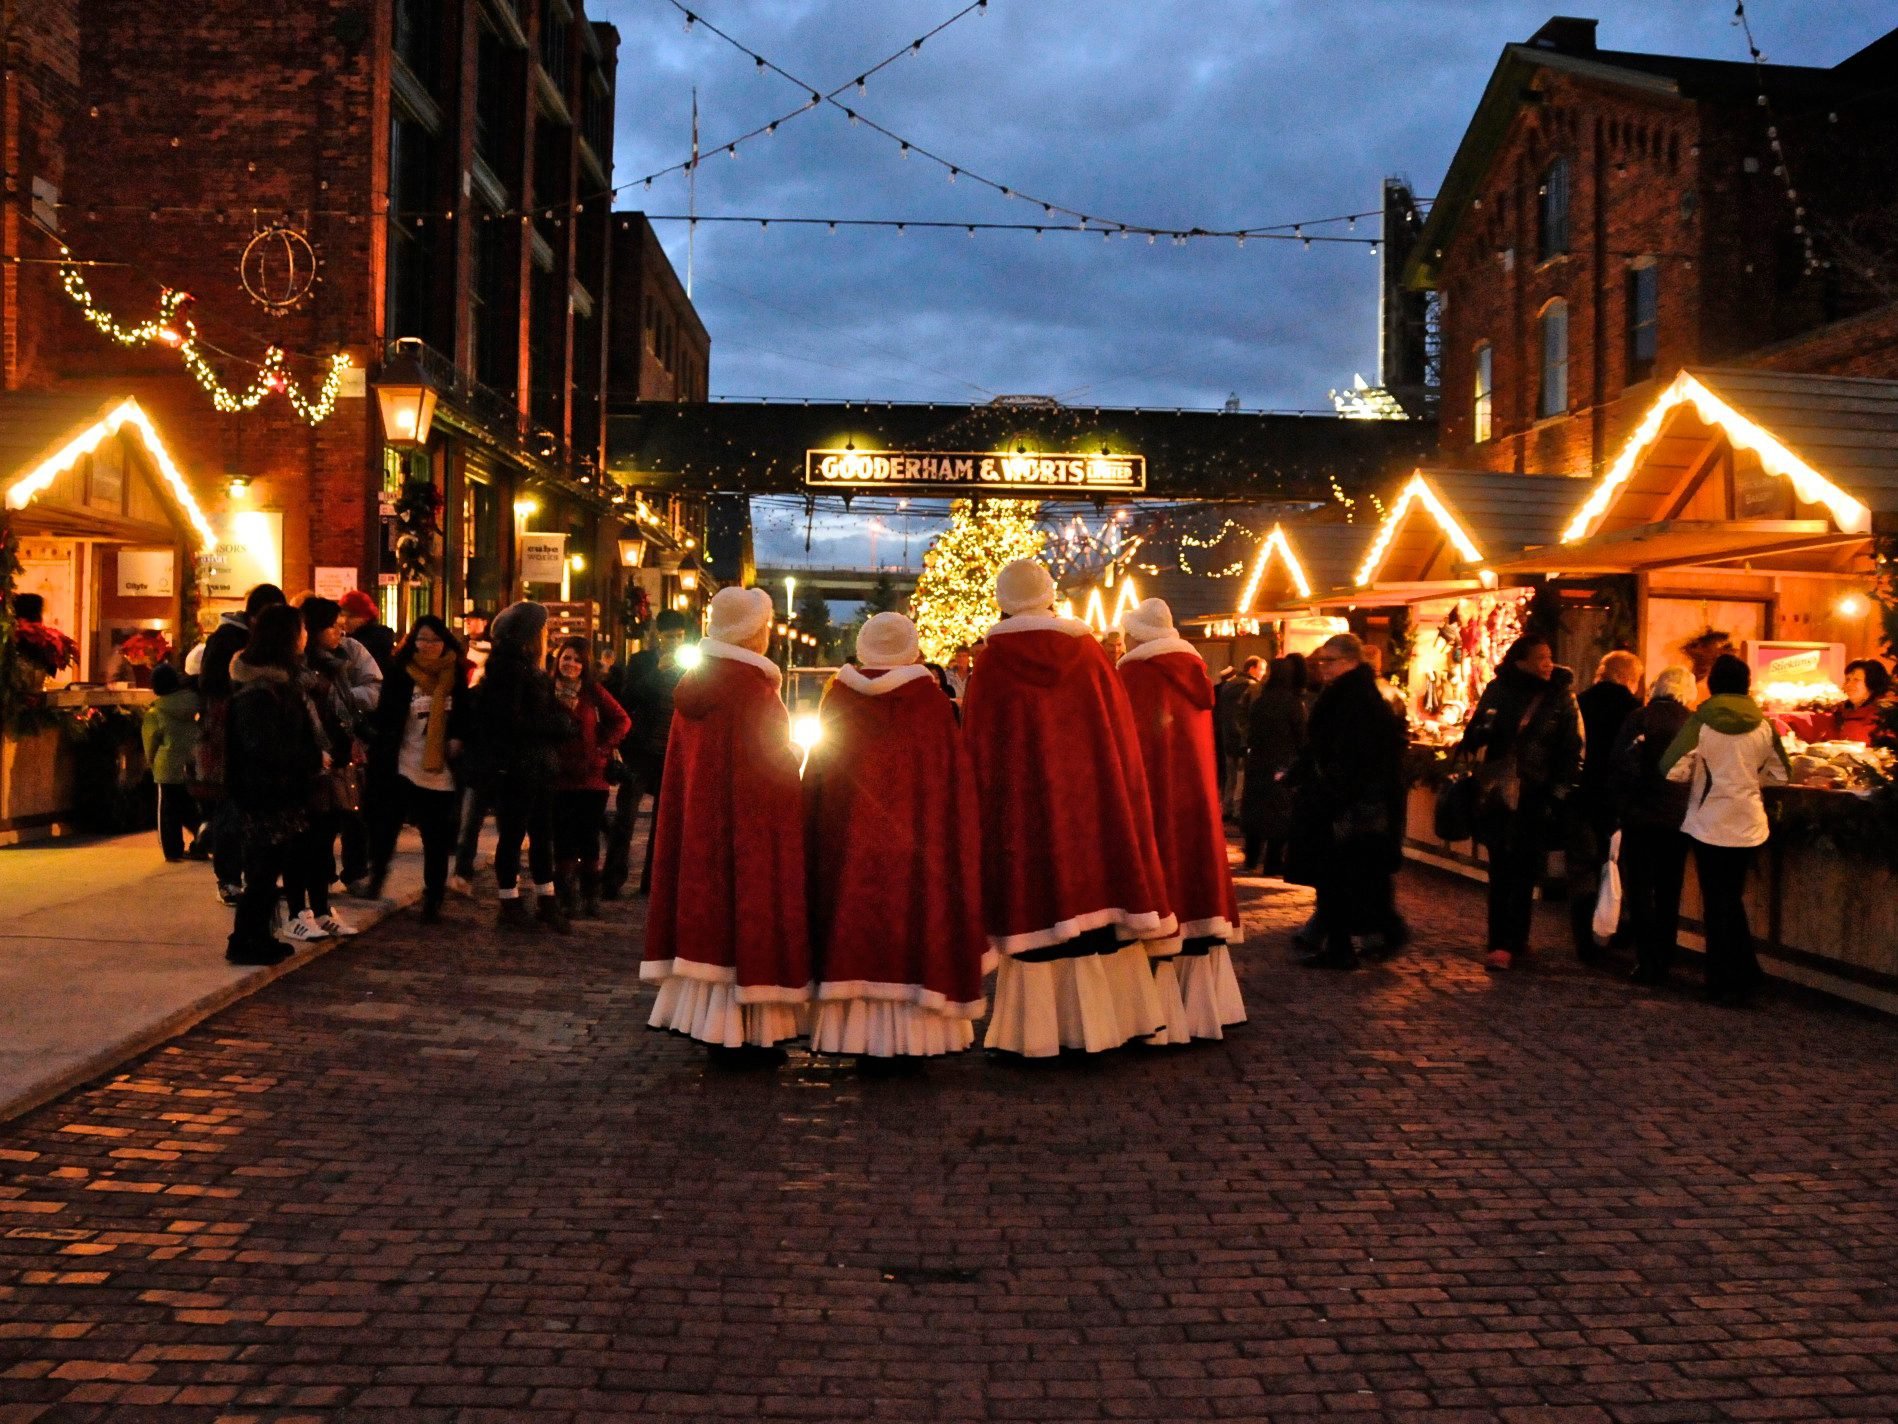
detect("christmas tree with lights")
[910,499,1047,663]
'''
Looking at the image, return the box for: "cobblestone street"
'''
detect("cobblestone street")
[4,869,1898,1423]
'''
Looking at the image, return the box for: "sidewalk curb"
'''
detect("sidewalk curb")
[0,885,423,1128]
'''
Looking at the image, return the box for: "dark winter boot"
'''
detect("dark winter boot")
[420,888,445,925]
[554,861,579,917]
[536,891,573,935]
[576,864,603,921]
[497,895,535,931]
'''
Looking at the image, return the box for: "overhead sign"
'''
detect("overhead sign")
[199,511,284,600]
[521,532,569,585]
[806,448,1145,496]
[116,548,175,599]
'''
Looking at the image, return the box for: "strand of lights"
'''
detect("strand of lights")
[4,397,216,549]
[1174,517,1255,577]
[60,261,350,423]
[625,213,1376,245]
[657,0,1381,245]
[1353,473,1487,588]
[1561,370,1869,543]
[1733,1,1821,276]
[1328,476,1361,521]
[1236,524,1314,613]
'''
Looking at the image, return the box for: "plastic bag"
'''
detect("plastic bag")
[1591,830,1623,942]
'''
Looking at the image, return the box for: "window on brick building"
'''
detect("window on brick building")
[1472,342,1494,444]
[475,23,521,173]
[471,208,517,395]
[540,0,572,97]
[1537,157,1570,262]
[1625,260,1659,384]
[582,68,613,161]
[386,115,445,351]
[1538,300,1569,419]
[393,0,441,94]
[528,253,565,432]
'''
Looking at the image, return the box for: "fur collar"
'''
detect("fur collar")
[699,639,782,687]
[1118,636,1198,666]
[229,656,290,688]
[836,663,934,696]
[986,613,1090,639]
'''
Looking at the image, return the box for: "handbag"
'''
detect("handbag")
[319,761,364,815]
[1433,766,1478,842]
[1591,830,1623,942]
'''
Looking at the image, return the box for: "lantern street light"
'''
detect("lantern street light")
[375,338,439,448]
[617,536,648,568]
[677,552,701,592]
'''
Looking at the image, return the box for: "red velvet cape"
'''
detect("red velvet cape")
[1118,644,1241,944]
[803,667,990,1015]
[641,648,812,1002]
[961,618,1176,955]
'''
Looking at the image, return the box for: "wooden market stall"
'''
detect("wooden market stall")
[1481,367,1898,1008]
[1184,518,1365,662]
[1,392,213,841]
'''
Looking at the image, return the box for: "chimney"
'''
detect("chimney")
[1527,17,1599,54]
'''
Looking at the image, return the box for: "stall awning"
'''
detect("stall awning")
[1308,579,1487,609]
[1484,519,1839,575]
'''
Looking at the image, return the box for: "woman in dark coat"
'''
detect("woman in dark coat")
[1455,635,1583,972]
[223,604,325,966]
[1609,665,1695,985]
[1240,655,1308,873]
[361,616,472,922]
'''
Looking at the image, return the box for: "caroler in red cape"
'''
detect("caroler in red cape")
[803,612,991,1057]
[641,586,812,1049]
[1116,597,1247,1041]
[961,558,1177,1057]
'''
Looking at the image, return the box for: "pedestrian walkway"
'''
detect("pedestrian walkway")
[0,830,437,1126]
[4,866,1898,1421]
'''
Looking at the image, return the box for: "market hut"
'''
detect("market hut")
[1,392,212,839]
[1483,368,1898,1004]
[1185,518,1365,660]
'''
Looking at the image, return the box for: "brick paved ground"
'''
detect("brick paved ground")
[4,869,1898,1423]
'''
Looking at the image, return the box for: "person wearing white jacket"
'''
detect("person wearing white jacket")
[1660,653,1789,1004]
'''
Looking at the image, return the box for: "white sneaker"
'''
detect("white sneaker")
[317,912,359,938]
[447,875,475,898]
[276,911,330,946]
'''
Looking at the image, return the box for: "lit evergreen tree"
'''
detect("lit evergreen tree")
[910,499,1046,663]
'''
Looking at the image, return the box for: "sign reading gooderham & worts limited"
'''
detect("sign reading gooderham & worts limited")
[806,448,1145,495]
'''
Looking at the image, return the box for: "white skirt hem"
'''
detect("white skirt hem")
[648,976,808,1048]
[983,943,1165,1058]
[808,1000,977,1058]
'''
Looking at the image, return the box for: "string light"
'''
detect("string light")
[59,260,350,423]
[1353,473,1487,588]
[1733,0,1820,275]
[1235,524,1314,612]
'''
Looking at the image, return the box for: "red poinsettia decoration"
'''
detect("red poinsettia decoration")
[118,629,171,667]
[15,621,78,674]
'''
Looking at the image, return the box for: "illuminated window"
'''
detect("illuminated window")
[1538,300,1569,419]
[1626,260,1659,384]
[1472,342,1494,444]
[1537,157,1570,261]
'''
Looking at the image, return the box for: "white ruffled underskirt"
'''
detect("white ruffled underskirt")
[1145,957,1193,1046]
[1175,946,1247,1040]
[648,976,809,1048]
[809,1000,977,1058]
[983,942,1166,1058]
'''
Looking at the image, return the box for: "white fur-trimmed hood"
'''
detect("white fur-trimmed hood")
[1118,636,1199,666]
[699,639,782,687]
[986,613,1091,639]
[834,663,934,696]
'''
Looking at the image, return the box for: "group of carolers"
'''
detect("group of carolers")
[640,557,1246,1060]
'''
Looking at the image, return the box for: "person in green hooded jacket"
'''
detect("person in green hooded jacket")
[142,661,204,862]
[1659,653,1790,1004]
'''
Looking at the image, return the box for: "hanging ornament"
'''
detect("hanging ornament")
[239,220,323,317]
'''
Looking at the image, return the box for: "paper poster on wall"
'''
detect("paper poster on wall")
[520,532,569,585]
[199,511,285,600]
[314,566,359,599]
[117,548,175,599]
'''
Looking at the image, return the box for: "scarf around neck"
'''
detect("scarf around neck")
[404,646,457,773]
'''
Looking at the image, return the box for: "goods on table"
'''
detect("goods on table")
[1782,736,1894,791]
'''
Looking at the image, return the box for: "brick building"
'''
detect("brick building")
[2,0,710,677]
[1411,16,1898,480]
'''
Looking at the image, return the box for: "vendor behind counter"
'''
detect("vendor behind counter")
[1780,659,1897,747]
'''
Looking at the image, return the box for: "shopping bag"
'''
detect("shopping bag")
[1591,830,1623,942]
[1433,767,1477,842]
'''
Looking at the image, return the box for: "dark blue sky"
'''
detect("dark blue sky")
[592,0,1894,566]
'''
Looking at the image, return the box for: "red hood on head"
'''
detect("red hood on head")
[977,628,1099,688]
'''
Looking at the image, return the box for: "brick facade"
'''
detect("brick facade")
[608,215,709,406]
[1422,19,1898,479]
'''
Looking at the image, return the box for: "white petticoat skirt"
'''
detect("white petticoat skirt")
[1145,956,1193,1046]
[983,941,1166,1057]
[648,976,808,1048]
[808,999,977,1057]
[1174,945,1247,1040]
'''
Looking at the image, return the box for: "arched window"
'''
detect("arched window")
[1538,156,1571,261]
[1538,300,1570,418]
[1472,342,1494,444]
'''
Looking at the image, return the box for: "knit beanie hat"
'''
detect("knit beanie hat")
[856,612,920,668]
[1119,597,1176,644]
[995,558,1055,616]
[706,586,774,645]
[150,662,183,697]
[490,599,550,654]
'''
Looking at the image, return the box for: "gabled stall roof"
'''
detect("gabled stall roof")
[1352,468,1587,589]
[1234,519,1373,613]
[1562,368,1895,543]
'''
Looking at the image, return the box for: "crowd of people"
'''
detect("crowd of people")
[141,583,684,967]
[640,563,1248,1062]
